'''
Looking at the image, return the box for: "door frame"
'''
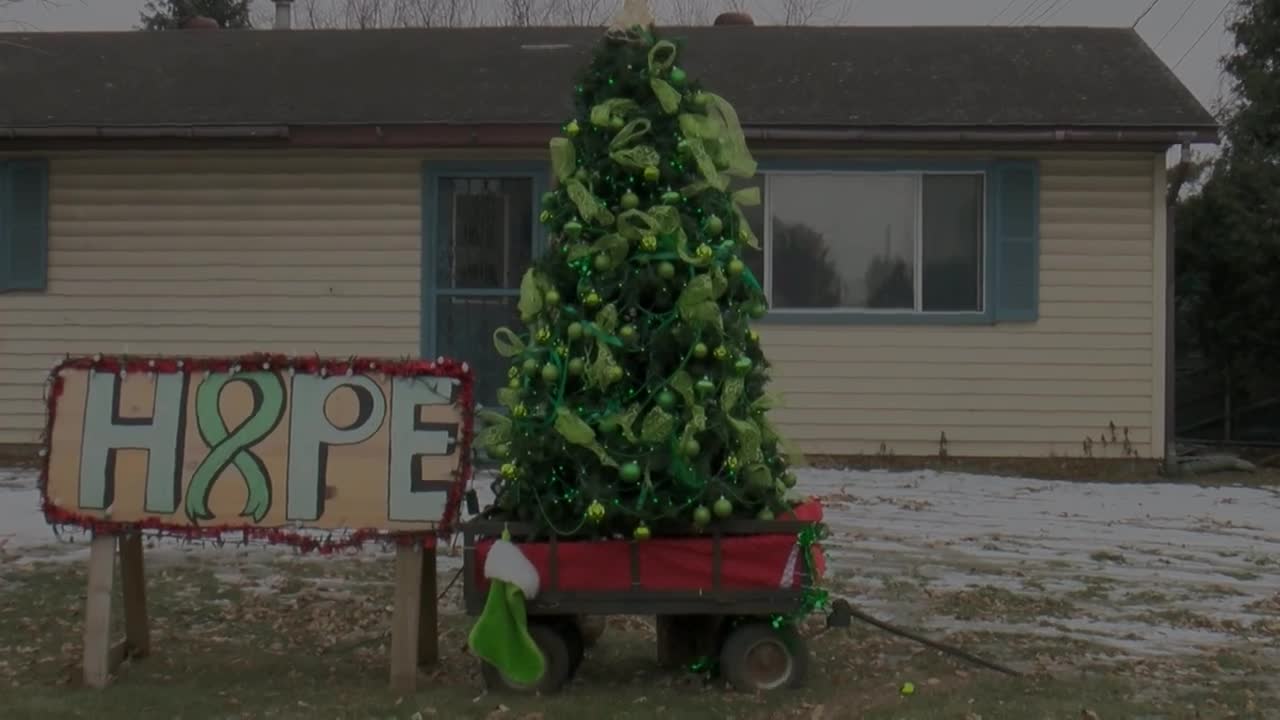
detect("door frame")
[420,161,550,361]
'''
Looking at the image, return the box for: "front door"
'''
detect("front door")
[424,167,546,406]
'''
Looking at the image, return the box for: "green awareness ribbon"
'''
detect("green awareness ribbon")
[648,41,682,115]
[185,371,286,523]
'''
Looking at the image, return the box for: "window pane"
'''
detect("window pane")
[922,175,984,312]
[769,175,917,309]
[436,177,533,289]
[435,295,518,407]
[729,176,766,286]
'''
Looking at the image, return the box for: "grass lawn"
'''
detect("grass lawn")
[0,554,1272,720]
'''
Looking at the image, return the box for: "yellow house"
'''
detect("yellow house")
[0,23,1216,460]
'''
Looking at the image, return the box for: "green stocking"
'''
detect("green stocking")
[467,578,546,686]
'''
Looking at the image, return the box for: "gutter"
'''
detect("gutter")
[0,123,1218,147]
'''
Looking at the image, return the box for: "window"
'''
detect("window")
[737,162,1039,324]
[0,159,50,293]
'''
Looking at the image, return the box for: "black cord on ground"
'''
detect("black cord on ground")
[827,599,1023,678]
[438,566,464,601]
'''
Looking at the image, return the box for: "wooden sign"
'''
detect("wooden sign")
[39,354,474,693]
[40,354,476,546]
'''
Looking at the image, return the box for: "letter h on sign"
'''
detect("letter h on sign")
[78,371,188,514]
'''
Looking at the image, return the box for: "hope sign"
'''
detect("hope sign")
[43,357,471,534]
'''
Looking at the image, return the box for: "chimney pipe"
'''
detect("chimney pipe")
[713,11,754,26]
[274,0,294,29]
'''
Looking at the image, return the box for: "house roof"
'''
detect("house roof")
[0,25,1216,145]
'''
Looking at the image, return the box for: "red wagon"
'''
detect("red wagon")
[462,499,828,693]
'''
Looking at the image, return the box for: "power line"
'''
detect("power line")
[1156,0,1200,48]
[988,0,1018,23]
[1031,0,1072,24]
[1173,0,1231,69]
[1039,0,1077,24]
[1009,0,1054,24]
[1133,0,1164,28]
[988,0,1021,24]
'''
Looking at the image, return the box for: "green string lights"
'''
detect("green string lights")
[475,25,807,539]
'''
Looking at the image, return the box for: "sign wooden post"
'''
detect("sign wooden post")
[39,354,475,693]
[81,531,151,688]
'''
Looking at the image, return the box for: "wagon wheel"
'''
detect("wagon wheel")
[480,622,574,694]
[557,617,587,676]
[718,621,809,692]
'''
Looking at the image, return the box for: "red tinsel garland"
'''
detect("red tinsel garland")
[37,353,476,555]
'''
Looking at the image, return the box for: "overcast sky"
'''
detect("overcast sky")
[0,0,1236,113]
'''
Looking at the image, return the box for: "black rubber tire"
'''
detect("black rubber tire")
[559,619,586,677]
[479,621,574,694]
[718,621,809,692]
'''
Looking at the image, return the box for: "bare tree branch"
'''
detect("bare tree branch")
[546,0,608,26]
[772,0,853,25]
[657,0,712,25]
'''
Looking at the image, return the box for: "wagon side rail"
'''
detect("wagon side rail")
[461,519,821,616]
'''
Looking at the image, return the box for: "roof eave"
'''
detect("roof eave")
[0,122,1220,147]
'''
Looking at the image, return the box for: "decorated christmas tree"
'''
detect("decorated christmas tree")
[476,4,802,540]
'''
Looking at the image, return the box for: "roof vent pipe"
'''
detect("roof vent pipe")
[182,16,220,29]
[713,11,755,25]
[274,0,294,29]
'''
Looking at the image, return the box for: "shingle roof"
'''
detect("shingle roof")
[0,25,1215,134]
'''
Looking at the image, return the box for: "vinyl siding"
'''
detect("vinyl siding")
[0,149,1164,459]
[0,153,422,444]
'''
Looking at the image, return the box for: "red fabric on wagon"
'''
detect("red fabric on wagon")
[472,499,825,594]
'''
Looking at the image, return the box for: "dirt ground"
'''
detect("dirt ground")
[1,465,1278,719]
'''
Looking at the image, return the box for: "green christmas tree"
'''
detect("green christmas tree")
[476,14,802,540]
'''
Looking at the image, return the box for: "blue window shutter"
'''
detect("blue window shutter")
[1,159,50,292]
[992,160,1039,322]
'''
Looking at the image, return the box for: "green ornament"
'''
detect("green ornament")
[500,463,518,480]
[641,234,659,252]
[545,289,561,306]
[670,66,687,86]
[513,403,528,418]
[757,507,775,522]
[508,366,520,379]
[594,254,611,272]
[693,342,708,359]
[728,259,745,276]
[644,165,660,183]
[620,325,637,341]
[782,472,797,488]
[706,215,724,236]
[621,191,640,210]
[566,120,581,136]
[656,390,675,410]
[683,438,701,456]
[610,115,624,130]
[658,261,676,279]
[607,366,625,383]
[747,330,760,344]
[633,524,651,541]
[540,210,552,223]
[522,358,539,376]
[692,91,708,108]
[734,357,753,375]
[541,363,560,383]
[713,496,733,519]
[693,505,711,527]
[567,322,584,340]
[696,244,713,261]
[620,462,642,483]
[536,327,552,343]
[586,500,606,522]
[748,303,766,319]
[541,191,556,208]
[585,291,601,307]
[507,377,521,389]
[568,358,585,376]
[564,220,583,239]
[662,190,682,206]
[713,346,729,361]
[695,377,716,395]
